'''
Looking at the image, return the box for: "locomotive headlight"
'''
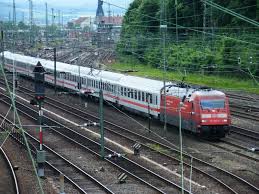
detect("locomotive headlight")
[201,120,207,123]
[217,113,227,118]
[201,114,211,118]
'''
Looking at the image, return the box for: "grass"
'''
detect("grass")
[146,143,170,154]
[108,62,259,94]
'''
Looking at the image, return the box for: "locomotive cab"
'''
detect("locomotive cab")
[192,91,231,138]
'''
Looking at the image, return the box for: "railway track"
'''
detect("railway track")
[231,125,259,142]
[40,95,259,194]
[226,93,259,121]
[227,93,259,103]
[0,92,190,194]
[230,105,259,122]
[0,147,20,194]
[0,115,115,194]
[4,83,259,194]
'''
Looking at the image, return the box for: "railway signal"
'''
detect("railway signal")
[33,61,46,178]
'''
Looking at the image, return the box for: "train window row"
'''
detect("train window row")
[10,61,159,106]
[87,79,116,93]
[120,87,157,105]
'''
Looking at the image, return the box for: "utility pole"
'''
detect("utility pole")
[51,8,54,41]
[1,31,4,68]
[12,0,16,125]
[45,2,48,45]
[61,12,64,29]
[108,3,111,24]
[51,8,54,26]
[203,0,206,42]
[13,0,16,27]
[51,8,54,40]
[22,12,25,23]
[58,10,61,39]
[58,10,61,28]
[160,0,167,132]
[9,11,11,23]
[28,0,33,44]
[99,89,104,159]
[107,2,112,48]
[54,47,57,94]
[175,0,179,69]
[179,102,184,194]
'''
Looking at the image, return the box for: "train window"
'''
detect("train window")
[121,87,123,95]
[130,89,133,98]
[156,96,158,105]
[146,93,149,102]
[124,88,127,96]
[200,99,225,109]
[134,90,137,99]
[142,92,145,101]
[150,94,153,104]
[138,91,141,101]
[128,88,130,97]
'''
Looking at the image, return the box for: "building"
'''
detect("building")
[97,15,123,25]
[73,17,93,29]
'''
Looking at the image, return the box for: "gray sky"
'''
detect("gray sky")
[0,0,133,23]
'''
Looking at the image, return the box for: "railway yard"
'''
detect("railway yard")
[0,1,258,193]
[0,74,258,194]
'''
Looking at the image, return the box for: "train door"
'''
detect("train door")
[60,72,66,89]
[77,77,82,90]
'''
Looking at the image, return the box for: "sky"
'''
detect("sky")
[0,0,133,24]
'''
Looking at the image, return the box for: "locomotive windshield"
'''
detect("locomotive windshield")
[200,99,225,109]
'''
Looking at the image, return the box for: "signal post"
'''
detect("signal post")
[32,61,46,177]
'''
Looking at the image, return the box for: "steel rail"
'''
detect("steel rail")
[0,112,114,194]
[1,78,259,193]
[0,94,190,194]
[0,147,20,194]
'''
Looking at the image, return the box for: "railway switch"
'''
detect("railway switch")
[117,173,127,184]
[133,143,141,155]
